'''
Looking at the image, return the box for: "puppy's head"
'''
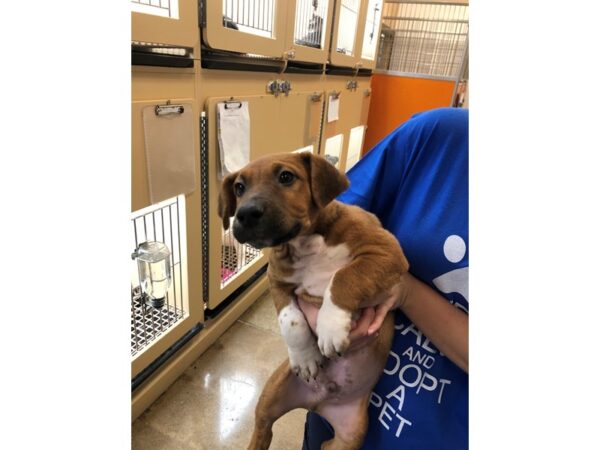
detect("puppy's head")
[218,152,349,248]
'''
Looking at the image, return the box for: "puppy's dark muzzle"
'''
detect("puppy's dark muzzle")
[232,199,300,248]
[232,199,271,246]
[235,201,265,229]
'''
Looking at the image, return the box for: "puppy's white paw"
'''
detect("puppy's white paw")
[316,296,352,358]
[289,342,323,380]
[278,302,323,380]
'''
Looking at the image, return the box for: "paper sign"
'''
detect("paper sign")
[327,94,340,123]
[217,101,250,178]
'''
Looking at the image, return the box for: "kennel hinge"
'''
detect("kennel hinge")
[199,0,206,27]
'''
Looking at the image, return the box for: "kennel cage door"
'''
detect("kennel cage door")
[205,94,284,310]
[283,0,335,64]
[203,0,287,58]
[132,0,199,49]
[131,195,202,379]
[357,0,383,70]
[330,0,365,68]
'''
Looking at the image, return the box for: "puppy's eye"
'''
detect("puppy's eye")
[234,182,245,197]
[278,171,295,185]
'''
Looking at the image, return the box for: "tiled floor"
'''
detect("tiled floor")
[132,291,306,449]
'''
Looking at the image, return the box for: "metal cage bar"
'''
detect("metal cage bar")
[377,1,468,78]
[294,0,328,49]
[220,224,262,288]
[131,196,186,357]
[223,0,275,37]
[131,0,174,18]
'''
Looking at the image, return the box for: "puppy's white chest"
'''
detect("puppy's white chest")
[284,235,351,297]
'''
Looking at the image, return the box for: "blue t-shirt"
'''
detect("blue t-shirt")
[338,107,469,450]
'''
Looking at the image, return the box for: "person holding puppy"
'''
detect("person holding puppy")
[300,107,469,450]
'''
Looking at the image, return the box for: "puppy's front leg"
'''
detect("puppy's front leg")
[271,282,324,380]
[316,275,354,358]
[316,255,404,358]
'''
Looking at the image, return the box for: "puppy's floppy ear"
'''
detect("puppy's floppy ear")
[218,171,238,230]
[300,152,350,208]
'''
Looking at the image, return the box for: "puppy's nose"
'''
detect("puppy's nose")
[236,202,265,228]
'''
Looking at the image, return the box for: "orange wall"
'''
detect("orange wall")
[363,75,456,153]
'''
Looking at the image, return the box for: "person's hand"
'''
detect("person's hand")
[296,298,379,343]
[365,273,414,335]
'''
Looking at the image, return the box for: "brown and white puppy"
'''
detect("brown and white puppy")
[218,152,409,450]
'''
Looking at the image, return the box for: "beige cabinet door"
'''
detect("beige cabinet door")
[276,89,326,153]
[203,0,287,58]
[132,0,199,48]
[320,83,371,172]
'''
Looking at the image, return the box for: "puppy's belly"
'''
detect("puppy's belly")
[302,337,383,405]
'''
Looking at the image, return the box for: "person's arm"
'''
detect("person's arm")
[368,273,468,373]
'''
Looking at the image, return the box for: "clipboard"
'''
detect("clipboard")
[217,99,250,178]
[327,91,341,123]
[142,101,196,204]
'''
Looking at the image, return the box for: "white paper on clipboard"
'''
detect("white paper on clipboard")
[327,94,340,123]
[217,101,250,178]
